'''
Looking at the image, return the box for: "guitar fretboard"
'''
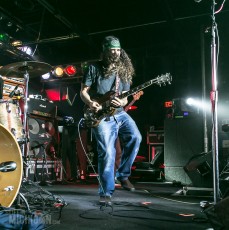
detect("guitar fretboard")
[118,73,171,99]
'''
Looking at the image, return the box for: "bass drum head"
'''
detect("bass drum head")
[0,124,23,207]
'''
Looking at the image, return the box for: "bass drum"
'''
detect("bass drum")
[0,124,23,207]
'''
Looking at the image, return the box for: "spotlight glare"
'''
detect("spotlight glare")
[186,98,195,106]
[186,97,209,110]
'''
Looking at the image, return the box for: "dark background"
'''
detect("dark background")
[1,0,229,157]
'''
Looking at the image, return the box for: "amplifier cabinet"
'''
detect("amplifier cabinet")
[27,98,57,118]
[27,115,59,158]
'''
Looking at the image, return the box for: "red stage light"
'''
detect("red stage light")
[65,65,77,76]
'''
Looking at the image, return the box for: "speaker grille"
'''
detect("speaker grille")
[28,116,58,159]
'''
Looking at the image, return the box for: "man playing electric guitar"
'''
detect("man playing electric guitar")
[80,36,142,206]
[80,36,171,207]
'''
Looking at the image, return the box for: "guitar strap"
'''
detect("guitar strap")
[105,74,120,121]
[114,74,120,96]
[109,73,120,94]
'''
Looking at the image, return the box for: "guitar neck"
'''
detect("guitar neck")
[118,79,154,99]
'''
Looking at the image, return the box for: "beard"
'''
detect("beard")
[103,51,120,66]
[110,53,120,63]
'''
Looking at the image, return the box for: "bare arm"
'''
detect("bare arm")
[80,83,102,112]
[80,83,128,111]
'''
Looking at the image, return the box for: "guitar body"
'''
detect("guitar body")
[83,91,117,127]
[0,124,23,207]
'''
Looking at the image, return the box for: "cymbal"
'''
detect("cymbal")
[0,61,52,78]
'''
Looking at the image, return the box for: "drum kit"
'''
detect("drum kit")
[0,61,53,208]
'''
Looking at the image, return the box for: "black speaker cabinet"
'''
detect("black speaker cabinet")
[205,196,229,230]
[164,117,212,187]
[27,115,58,159]
[184,152,213,188]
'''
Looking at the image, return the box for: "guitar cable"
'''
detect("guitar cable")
[77,118,105,195]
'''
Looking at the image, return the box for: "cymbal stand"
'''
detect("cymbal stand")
[21,71,30,158]
[38,144,52,186]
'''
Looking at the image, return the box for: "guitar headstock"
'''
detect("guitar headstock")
[156,73,172,86]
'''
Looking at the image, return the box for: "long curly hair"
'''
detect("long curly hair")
[101,49,135,83]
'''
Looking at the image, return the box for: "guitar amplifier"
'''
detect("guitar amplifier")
[27,98,57,118]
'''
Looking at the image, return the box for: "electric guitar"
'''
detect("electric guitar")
[83,73,172,127]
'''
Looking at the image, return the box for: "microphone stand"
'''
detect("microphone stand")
[210,0,220,203]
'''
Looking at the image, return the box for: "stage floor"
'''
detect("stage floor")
[18,179,216,230]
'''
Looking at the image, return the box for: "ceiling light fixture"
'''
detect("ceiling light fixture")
[18,46,33,55]
[65,65,77,76]
[53,66,64,78]
[11,40,22,46]
[41,72,50,80]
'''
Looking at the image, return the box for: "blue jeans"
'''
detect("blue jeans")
[92,111,142,197]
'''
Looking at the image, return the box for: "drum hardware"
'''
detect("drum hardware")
[9,84,19,98]
[0,161,17,172]
[30,142,53,186]
[0,117,65,218]
[17,137,29,146]
[0,61,52,157]
[1,62,66,216]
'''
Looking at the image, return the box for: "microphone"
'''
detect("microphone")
[9,85,19,98]
[0,161,17,172]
